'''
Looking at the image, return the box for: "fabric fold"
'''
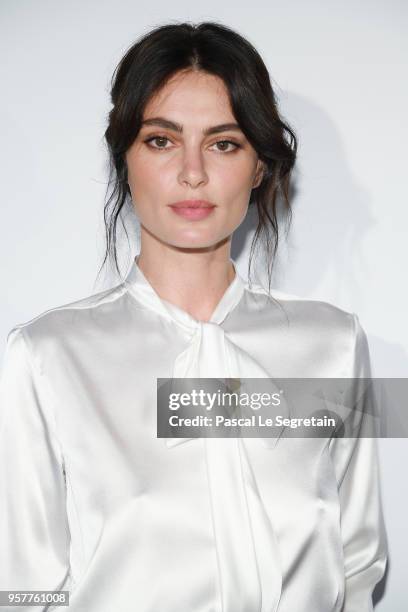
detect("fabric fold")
[165,321,288,449]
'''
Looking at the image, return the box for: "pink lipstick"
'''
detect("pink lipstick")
[168,200,216,221]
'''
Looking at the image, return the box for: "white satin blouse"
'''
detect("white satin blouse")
[0,256,387,612]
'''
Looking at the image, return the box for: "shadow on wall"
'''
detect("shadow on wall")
[232,89,376,306]
[232,91,395,608]
[233,92,408,342]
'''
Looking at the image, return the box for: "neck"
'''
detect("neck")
[136,232,236,322]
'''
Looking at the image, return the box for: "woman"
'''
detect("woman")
[0,21,387,612]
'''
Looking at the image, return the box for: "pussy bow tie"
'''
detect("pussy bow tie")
[124,256,283,612]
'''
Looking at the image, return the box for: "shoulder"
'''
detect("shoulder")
[5,282,128,351]
[243,282,362,343]
[242,284,368,376]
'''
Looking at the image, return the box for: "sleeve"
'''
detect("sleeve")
[0,327,72,610]
[328,313,388,612]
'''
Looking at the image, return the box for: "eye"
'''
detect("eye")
[144,135,172,149]
[211,140,241,153]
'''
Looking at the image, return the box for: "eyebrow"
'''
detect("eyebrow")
[140,117,243,136]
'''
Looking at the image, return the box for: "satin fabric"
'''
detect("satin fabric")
[0,256,387,611]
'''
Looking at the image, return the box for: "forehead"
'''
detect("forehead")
[143,70,234,121]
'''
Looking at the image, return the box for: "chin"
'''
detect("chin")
[169,240,222,251]
[164,232,228,251]
[161,227,221,247]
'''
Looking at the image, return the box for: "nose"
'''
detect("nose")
[178,145,209,188]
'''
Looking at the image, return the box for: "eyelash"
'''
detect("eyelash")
[143,135,242,153]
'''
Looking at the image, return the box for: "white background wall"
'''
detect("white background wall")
[1,1,406,609]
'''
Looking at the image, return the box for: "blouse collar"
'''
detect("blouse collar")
[123,254,246,330]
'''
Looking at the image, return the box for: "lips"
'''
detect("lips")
[169,200,216,209]
[168,200,216,220]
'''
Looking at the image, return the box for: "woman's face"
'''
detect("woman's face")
[125,69,265,250]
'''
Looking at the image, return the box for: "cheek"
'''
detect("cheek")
[127,168,163,221]
[128,154,175,201]
[217,165,254,227]
[215,157,256,191]
[128,157,152,191]
[219,164,255,208]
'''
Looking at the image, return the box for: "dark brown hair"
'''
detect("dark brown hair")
[101,20,297,291]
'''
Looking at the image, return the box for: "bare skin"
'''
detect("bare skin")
[125,68,265,321]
